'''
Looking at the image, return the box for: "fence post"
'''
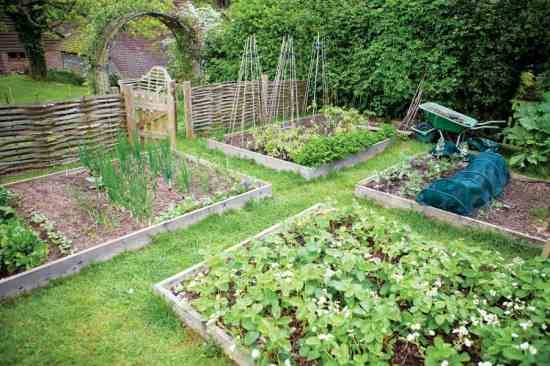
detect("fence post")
[120,84,136,142]
[167,80,177,149]
[261,73,269,122]
[182,81,194,139]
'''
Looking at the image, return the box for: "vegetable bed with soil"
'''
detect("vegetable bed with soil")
[161,205,550,366]
[208,108,395,179]
[363,155,550,241]
[0,138,263,282]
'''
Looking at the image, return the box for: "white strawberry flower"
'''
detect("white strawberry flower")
[520,320,532,330]
[519,342,530,351]
[251,349,261,359]
[406,332,419,342]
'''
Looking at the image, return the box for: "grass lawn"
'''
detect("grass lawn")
[0,137,541,366]
[0,74,89,105]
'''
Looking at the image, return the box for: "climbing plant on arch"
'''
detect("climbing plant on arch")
[85,4,199,94]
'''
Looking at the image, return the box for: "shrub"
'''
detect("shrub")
[504,92,550,170]
[47,70,86,86]
[203,0,550,118]
[0,219,48,275]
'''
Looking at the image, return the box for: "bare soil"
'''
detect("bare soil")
[363,156,550,240]
[5,158,249,277]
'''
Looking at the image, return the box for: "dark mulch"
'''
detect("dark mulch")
[391,340,424,366]
[481,179,550,239]
[5,159,244,279]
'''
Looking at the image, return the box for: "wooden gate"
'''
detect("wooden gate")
[119,66,177,148]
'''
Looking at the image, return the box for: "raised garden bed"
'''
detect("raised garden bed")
[355,154,550,250]
[155,204,550,365]
[208,111,395,180]
[0,151,271,300]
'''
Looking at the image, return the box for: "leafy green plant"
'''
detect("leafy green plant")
[504,92,550,170]
[292,125,395,167]
[249,110,395,167]
[178,205,550,365]
[0,186,11,206]
[0,219,48,275]
[30,212,73,255]
[372,155,464,198]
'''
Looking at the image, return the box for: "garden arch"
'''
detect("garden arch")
[92,11,199,94]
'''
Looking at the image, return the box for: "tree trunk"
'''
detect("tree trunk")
[6,8,48,80]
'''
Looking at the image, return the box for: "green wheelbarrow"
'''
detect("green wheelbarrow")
[419,102,506,135]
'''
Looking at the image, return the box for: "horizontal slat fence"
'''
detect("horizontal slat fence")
[184,79,306,137]
[0,95,125,176]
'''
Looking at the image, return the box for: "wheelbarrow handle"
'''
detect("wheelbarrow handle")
[469,125,502,130]
[481,120,507,125]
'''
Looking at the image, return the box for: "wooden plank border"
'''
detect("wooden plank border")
[153,204,328,366]
[207,138,394,181]
[0,154,272,300]
[354,161,549,253]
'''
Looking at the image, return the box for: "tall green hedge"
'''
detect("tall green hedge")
[202,0,550,118]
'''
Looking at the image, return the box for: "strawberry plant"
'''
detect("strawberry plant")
[175,206,550,366]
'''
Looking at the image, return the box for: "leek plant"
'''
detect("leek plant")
[78,135,175,222]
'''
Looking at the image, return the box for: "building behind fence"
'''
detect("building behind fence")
[0,95,125,176]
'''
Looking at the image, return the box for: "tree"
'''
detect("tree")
[0,0,79,79]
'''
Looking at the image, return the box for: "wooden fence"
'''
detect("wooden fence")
[0,95,125,176]
[182,78,306,137]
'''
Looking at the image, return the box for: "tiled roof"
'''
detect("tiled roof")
[109,33,168,79]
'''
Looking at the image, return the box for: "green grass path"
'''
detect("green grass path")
[0,138,538,365]
[0,75,88,105]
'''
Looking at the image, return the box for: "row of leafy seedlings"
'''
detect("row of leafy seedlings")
[174,205,549,366]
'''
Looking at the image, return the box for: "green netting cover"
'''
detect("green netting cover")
[416,152,510,216]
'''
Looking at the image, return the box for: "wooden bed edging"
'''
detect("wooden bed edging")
[153,204,328,366]
[0,156,272,300]
[207,138,394,180]
[354,172,549,255]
